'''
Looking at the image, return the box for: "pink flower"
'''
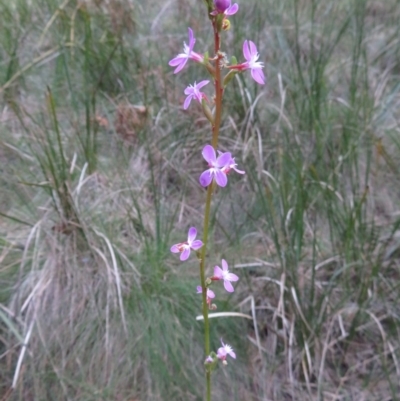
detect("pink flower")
[205,355,214,364]
[228,40,265,85]
[170,227,203,261]
[212,259,239,292]
[197,285,215,307]
[169,28,204,74]
[199,145,232,188]
[218,151,245,175]
[217,339,236,361]
[184,80,209,109]
[211,0,239,16]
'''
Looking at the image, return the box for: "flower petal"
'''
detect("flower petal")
[189,51,204,63]
[199,169,213,187]
[184,86,194,95]
[224,280,235,292]
[191,240,203,250]
[173,59,188,74]
[249,40,257,57]
[193,91,203,103]
[214,169,228,187]
[214,265,223,278]
[188,227,197,243]
[180,247,191,261]
[226,273,239,281]
[170,244,180,253]
[202,145,217,164]
[251,68,265,85]
[188,27,195,50]
[216,151,232,168]
[217,347,227,359]
[226,3,238,15]
[228,350,236,359]
[243,40,251,61]
[233,166,246,174]
[196,286,202,294]
[221,259,228,271]
[207,289,215,298]
[196,80,210,89]
[183,94,193,109]
[169,55,186,66]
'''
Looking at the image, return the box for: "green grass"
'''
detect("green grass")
[1,0,400,400]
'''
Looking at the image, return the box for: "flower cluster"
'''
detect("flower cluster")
[169,19,265,110]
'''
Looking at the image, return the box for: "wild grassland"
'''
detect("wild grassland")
[1,0,400,400]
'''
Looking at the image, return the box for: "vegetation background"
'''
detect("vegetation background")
[1,0,400,400]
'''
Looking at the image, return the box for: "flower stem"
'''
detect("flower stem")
[199,184,213,400]
[199,22,224,401]
[212,23,223,148]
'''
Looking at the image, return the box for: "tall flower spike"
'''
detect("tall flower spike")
[169,28,204,74]
[228,40,265,85]
[212,259,239,292]
[170,227,203,261]
[199,145,232,188]
[184,80,209,109]
[211,0,239,16]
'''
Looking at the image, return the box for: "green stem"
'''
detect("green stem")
[200,185,213,401]
[200,21,223,401]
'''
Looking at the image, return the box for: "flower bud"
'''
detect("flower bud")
[214,0,231,12]
[205,356,214,364]
[202,100,214,124]
[222,19,231,31]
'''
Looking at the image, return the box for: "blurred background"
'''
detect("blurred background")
[0,0,400,400]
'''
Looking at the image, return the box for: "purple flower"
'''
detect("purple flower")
[199,145,232,188]
[196,286,216,299]
[228,40,265,85]
[211,0,239,16]
[212,259,239,292]
[217,339,236,361]
[218,151,245,175]
[197,285,216,307]
[205,355,214,364]
[184,80,209,109]
[170,227,203,261]
[242,40,265,85]
[169,28,204,74]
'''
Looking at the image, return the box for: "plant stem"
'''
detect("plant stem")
[199,185,213,401]
[212,23,223,148]
[199,21,223,401]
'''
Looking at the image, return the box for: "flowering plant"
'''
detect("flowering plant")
[168,0,265,399]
